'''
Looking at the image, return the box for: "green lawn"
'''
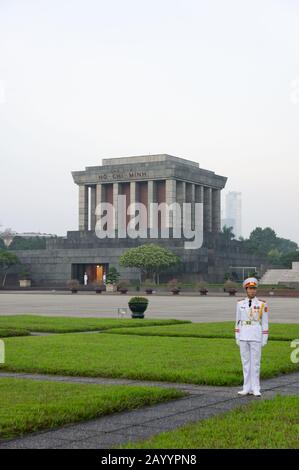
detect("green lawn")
[0,317,297,341]
[0,328,30,338]
[0,315,189,333]
[0,378,185,440]
[105,322,299,342]
[1,333,298,386]
[118,395,299,449]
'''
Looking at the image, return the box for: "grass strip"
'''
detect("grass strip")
[0,377,185,440]
[105,322,299,342]
[118,395,299,449]
[0,315,190,333]
[1,333,298,386]
[0,328,30,338]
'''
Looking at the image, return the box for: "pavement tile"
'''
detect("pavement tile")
[56,433,146,449]
[0,436,69,449]
[36,427,102,442]
[267,387,299,395]
[139,408,227,431]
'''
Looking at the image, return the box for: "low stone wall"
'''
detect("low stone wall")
[256,289,299,298]
[7,231,267,287]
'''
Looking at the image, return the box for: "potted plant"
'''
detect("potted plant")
[143,278,155,294]
[197,280,208,296]
[67,279,80,294]
[92,281,106,294]
[105,267,120,292]
[224,280,238,296]
[128,296,149,318]
[167,278,181,295]
[117,280,130,294]
[19,269,31,288]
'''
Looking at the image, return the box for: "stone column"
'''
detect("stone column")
[177,181,186,204]
[212,188,221,232]
[204,186,212,232]
[177,181,186,228]
[190,183,196,230]
[195,185,204,233]
[90,185,97,231]
[79,185,88,231]
[129,181,137,229]
[130,181,136,207]
[147,180,155,228]
[195,185,204,204]
[95,183,105,227]
[165,179,176,228]
[113,182,119,230]
[96,183,104,210]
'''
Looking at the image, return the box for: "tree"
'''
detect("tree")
[278,251,299,268]
[275,237,298,254]
[119,244,181,284]
[9,236,47,250]
[221,226,235,241]
[247,227,298,258]
[106,266,120,284]
[0,250,20,287]
[248,227,277,254]
[267,248,282,264]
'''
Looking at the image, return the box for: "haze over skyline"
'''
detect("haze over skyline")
[1,0,298,243]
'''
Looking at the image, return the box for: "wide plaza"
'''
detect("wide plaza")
[0,291,298,323]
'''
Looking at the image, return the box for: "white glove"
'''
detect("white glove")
[262,338,268,347]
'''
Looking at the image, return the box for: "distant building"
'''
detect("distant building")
[0,230,57,247]
[15,232,57,238]
[222,191,242,239]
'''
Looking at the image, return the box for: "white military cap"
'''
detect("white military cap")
[243,277,259,289]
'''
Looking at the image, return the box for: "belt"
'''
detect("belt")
[241,320,261,326]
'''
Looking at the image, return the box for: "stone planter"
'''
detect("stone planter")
[171,288,180,295]
[145,288,153,294]
[128,303,148,319]
[106,283,117,292]
[19,280,31,288]
[228,289,237,296]
[199,289,208,296]
[119,289,128,294]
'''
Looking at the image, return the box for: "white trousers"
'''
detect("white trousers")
[239,341,262,393]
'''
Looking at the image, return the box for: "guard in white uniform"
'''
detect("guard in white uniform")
[235,277,269,397]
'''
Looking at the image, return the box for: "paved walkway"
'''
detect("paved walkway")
[1,291,299,322]
[0,371,298,449]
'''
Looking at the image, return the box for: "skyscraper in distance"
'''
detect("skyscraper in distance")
[222,191,242,239]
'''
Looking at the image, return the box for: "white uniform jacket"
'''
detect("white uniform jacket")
[235,297,269,344]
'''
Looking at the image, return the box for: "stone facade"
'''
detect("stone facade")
[8,231,267,287]
[72,154,227,233]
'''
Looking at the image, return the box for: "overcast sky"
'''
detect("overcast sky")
[0,0,298,243]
